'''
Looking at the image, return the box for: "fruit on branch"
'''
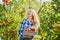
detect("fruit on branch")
[3,0,8,5]
[4,20,9,24]
[10,30,14,35]
[3,0,8,3]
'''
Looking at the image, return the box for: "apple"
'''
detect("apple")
[25,29,28,31]
[3,0,8,3]
[27,28,31,31]
[4,20,9,24]
[25,28,31,32]
[10,30,14,34]
[3,0,8,5]
[6,2,8,5]
[31,28,35,32]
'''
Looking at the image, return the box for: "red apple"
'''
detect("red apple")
[31,28,35,32]
[4,20,9,24]
[25,28,31,32]
[10,30,14,34]
[3,0,8,5]
[3,0,8,3]
[25,29,28,31]
[6,2,8,5]
[27,28,31,31]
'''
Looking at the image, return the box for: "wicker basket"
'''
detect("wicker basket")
[23,27,38,36]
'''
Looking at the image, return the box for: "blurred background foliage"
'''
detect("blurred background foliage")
[0,0,60,40]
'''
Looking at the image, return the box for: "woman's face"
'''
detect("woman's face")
[27,11,33,19]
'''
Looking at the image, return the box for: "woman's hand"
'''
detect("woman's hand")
[24,28,31,32]
[23,35,33,38]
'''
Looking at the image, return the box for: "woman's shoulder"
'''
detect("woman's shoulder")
[21,18,28,23]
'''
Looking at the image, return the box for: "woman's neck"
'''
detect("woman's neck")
[28,18,32,22]
[27,17,35,24]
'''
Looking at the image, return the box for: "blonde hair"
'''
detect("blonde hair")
[27,9,40,27]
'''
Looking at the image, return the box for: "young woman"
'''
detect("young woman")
[19,9,40,40]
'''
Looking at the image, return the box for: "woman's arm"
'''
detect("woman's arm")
[32,22,40,28]
[19,20,25,37]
